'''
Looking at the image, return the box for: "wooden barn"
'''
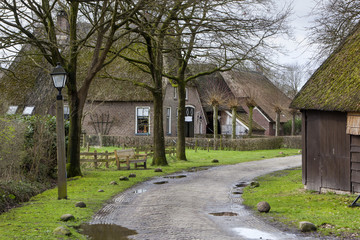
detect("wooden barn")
[290,23,360,193]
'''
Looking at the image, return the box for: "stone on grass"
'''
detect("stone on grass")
[154,168,163,172]
[60,214,75,222]
[279,152,284,155]
[129,173,136,178]
[250,181,260,188]
[109,181,118,185]
[212,159,219,163]
[98,189,104,192]
[119,176,129,181]
[257,201,271,213]
[53,226,71,236]
[299,221,317,232]
[75,201,86,208]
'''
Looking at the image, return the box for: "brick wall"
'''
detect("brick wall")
[82,101,153,136]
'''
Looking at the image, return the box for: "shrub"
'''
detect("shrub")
[283,118,301,135]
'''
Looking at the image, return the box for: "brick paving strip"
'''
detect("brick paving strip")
[90,155,319,240]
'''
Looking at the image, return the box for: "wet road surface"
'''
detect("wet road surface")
[86,155,318,240]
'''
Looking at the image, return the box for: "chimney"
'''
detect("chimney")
[56,10,69,45]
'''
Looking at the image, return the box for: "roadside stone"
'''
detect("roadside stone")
[119,176,129,181]
[250,181,260,188]
[154,168,163,172]
[98,189,104,192]
[212,159,219,163]
[60,214,75,222]
[75,201,86,208]
[299,221,317,232]
[298,150,302,154]
[109,181,118,185]
[257,201,271,213]
[53,226,71,236]
[129,173,136,178]
[279,152,284,155]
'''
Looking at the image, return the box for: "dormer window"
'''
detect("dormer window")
[22,106,35,115]
[6,106,18,115]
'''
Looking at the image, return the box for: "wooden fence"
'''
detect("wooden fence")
[80,150,116,168]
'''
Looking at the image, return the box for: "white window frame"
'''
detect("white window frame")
[185,88,189,100]
[166,107,171,134]
[6,106,18,115]
[135,106,150,135]
[174,87,177,99]
[22,106,35,115]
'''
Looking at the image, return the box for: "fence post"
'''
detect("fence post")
[87,142,90,152]
[195,140,198,152]
[207,139,210,152]
[98,133,103,147]
[94,150,98,168]
[105,150,109,168]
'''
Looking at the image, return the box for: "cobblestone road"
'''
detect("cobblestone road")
[90,155,319,240]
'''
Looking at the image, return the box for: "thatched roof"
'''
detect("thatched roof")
[235,112,265,131]
[220,71,292,123]
[291,23,360,112]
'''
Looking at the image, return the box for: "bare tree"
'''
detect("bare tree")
[274,63,303,99]
[227,98,239,140]
[0,0,144,177]
[308,0,360,58]
[203,82,230,142]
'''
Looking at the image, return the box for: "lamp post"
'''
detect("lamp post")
[51,63,67,200]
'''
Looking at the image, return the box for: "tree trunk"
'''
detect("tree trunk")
[275,111,281,136]
[151,89,167,166]
[213,105,218,139]
[66,91,82,177]
[291,112,296,136]
[231,107,236,139]
[248,106,254,136]
[177,82,187,160]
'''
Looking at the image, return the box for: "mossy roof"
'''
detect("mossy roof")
[291,22,360,112]
[220,71,292,122]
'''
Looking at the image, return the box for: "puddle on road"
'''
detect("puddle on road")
[232,191,243,195]
[233,227,276,240]
[187,167,210,172]
[133,189,147,194]
[209,212,238,216]
[153,181,168,185]
[235,182,248,187]
[80,223,137,240]
[164,175,187,179]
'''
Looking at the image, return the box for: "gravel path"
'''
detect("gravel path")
[89,155,317,240]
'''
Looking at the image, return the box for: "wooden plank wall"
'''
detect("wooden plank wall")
[350,135,360,192]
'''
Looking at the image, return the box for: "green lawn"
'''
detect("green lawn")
[0,148,299,240]
[242,168,360,239]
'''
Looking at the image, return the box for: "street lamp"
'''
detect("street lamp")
[51,63,67,199]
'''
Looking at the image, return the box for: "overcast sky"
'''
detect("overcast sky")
[277,0,318,66]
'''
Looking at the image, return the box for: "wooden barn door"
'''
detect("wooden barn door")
[320,112,350,192]
[305,111,350,192]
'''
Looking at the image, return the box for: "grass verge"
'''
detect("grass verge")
[242,167,360,239]
[0,148,299,240]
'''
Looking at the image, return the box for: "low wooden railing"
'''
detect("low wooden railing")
[80,150,116,168]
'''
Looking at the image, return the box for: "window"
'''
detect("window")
[64,105,70,120]
[185,88,188,100]
[22,106,35,115]
[6,106,18,115]
[166,107,171,134]
[174,87,177,99]
[136,107,150,134]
